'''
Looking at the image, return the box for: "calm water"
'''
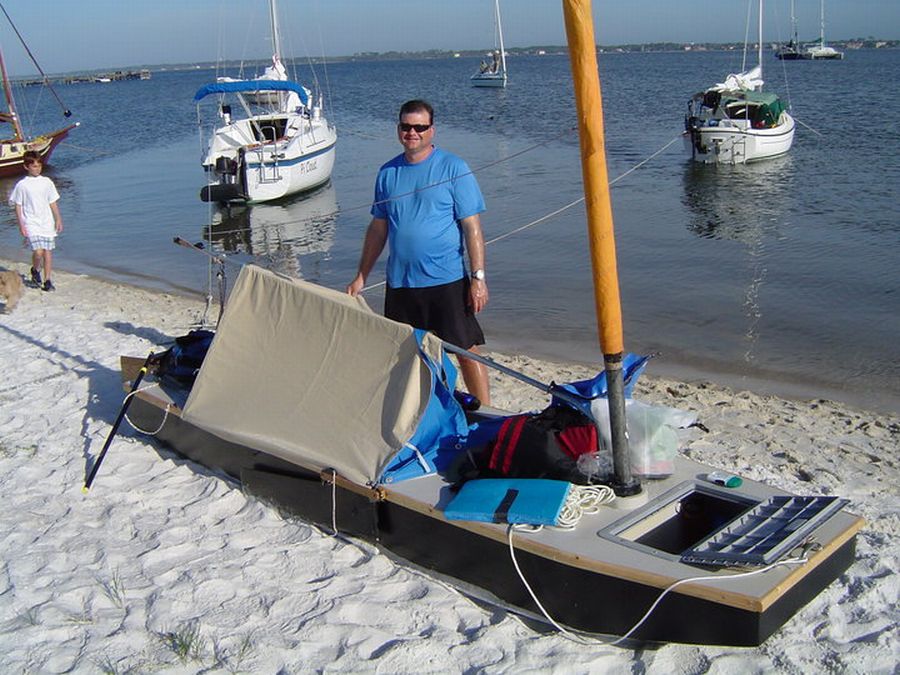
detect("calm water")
[2,50,898,413]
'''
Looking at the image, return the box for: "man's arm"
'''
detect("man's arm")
[346,217,388,296]
[460,214,488,313]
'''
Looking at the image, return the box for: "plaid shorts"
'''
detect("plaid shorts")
[28,236,56,251]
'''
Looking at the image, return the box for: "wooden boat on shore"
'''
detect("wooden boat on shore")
[116,1,861,646]
[119,265,862,646]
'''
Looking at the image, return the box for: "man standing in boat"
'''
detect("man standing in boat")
[347,99,491,406]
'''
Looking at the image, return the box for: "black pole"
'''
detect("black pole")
[83,352,154,492]
[604,353,641,496]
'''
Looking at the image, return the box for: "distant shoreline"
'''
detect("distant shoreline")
[11,40,898,81]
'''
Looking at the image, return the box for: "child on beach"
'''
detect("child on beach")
[10,151,63,292]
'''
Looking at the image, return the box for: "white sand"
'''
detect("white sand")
[1,262,897,673]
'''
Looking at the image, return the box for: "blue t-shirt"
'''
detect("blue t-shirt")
[371,147,485,288]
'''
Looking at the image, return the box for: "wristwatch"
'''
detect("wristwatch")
[471,269,485,281]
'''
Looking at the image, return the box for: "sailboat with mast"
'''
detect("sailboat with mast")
[802,0,844,59]
[684,0,795,164]
[0,9,78,176]
[471,0,508,88]
[194,0,336,204]
[774,0,803,60]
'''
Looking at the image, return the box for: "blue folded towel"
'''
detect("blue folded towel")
[444,478,571,526]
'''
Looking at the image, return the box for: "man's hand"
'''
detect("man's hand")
[469,278,489,313]
[346,273,365,296]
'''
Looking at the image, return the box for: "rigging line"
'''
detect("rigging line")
[361,132,683,293]
[252,125,581,234]
[792,116,823,138]
[0,2,71,117]
[363,125,578,216]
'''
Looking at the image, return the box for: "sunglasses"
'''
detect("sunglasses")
[398,122,432,133]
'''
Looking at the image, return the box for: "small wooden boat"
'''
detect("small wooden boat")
[119,266,862,646]
[117,1,860,646]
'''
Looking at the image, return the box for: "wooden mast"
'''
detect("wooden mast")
[560,0,639,495]
[0,41,24,141]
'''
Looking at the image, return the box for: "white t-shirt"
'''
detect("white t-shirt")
[10,175,60,239]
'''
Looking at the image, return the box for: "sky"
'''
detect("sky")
[1,0,898,76]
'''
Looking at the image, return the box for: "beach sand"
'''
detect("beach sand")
[1,261,897,673]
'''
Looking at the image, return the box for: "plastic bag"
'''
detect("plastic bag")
[587,398,698,478]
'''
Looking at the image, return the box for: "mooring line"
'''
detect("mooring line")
[359,133,682,293]
[59,143,113,156]
[792,116,823,138]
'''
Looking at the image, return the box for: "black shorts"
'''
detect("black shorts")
[385,278,485,349]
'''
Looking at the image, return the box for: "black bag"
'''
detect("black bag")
[466,406,598,485]
[154,330,215,384]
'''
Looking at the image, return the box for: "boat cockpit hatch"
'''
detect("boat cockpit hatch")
[250,117,288,143]
[598,481,846,568]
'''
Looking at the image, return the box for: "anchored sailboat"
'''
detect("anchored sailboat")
[684,0,795,164]
[774,0,803,60]
[194,0,336,204]
[803,0,844,60]
[471,0,508,88]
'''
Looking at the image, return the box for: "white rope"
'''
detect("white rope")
[121,383,171,436]
[361,133,683,294]
[555,484,616,530]
[607,554,810,646]
[506,520,814,646]
[792,115,824,138]
[330,468,338,537]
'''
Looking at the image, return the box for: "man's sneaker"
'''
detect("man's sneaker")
[30,267,42,286]
[42,280,55,292]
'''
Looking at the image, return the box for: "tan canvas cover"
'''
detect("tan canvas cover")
[182,265,442,485]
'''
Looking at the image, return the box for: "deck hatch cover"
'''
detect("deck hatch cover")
[679,495,847,567]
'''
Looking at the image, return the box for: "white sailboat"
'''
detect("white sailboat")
[683,0,795,164]
[802,0,844,60]
[471,0,507,88]
[194,0,337,204]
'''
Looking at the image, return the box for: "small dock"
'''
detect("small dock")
[16,69,151,86]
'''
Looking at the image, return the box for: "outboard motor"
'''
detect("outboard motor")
[214,156,238,176]
[200,183,245,203]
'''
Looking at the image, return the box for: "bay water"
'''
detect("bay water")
[2,50,897,413]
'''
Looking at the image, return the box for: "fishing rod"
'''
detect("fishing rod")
[83,351,154,492]
[0,2,72,118]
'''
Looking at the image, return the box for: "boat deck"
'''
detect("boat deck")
[121,356,863,643]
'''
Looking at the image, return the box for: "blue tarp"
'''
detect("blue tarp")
[193,80,309,105]
[378,330,470,484]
